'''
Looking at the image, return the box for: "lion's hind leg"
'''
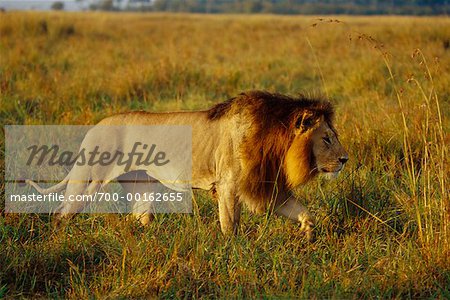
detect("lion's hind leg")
[118,171,155,226]
[57,179,101,216]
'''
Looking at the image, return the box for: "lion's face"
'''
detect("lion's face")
[284,112,348,187]
[309,117,348,178]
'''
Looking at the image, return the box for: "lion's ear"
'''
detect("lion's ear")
[296,112,316,132]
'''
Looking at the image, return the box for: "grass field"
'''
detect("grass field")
[0,12,449,298]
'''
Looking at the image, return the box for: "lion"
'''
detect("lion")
[25,91,348,240]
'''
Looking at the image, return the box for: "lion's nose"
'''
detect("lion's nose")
[339,156,348,164]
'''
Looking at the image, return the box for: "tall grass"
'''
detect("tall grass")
[0,12,449,298]
[350,29,449,265]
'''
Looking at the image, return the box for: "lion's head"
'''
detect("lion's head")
[284,110,348,186]
[208,91,348,211]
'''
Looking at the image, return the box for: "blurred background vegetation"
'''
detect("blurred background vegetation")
[147,0,450,15]
[2,0,449,15]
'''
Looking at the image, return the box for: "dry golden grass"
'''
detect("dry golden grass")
[0,12,449,298]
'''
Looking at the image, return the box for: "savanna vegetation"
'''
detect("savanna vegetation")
[0,12,449,298]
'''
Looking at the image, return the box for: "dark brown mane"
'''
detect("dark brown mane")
[207,97,235,120]
[208,90,335,212]
[207,90,334,124]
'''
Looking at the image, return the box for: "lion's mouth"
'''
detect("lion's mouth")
[320,166,342,173]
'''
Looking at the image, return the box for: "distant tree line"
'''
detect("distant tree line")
[51,1,65,10]
[119,0,448,15]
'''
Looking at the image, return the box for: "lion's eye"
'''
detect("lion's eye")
[323,137,331,145]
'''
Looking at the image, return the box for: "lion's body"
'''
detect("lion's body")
[26,91,348,240]
[99,111,224,192]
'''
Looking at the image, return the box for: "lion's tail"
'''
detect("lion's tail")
[25,177,68,194]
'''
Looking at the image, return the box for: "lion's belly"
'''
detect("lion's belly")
[190,176,215,190]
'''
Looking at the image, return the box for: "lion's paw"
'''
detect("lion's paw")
[299,214,315,242]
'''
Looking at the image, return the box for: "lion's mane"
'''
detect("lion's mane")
[207,91,334,212]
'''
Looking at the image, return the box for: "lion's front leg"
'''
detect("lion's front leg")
[216,181,242,235]
[275,197,315,241]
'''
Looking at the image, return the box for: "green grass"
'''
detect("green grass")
[0,12,449,298]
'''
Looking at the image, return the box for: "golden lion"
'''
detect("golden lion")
[26,91,348,240]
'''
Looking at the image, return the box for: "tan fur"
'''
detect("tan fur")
[26,90,348,240]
